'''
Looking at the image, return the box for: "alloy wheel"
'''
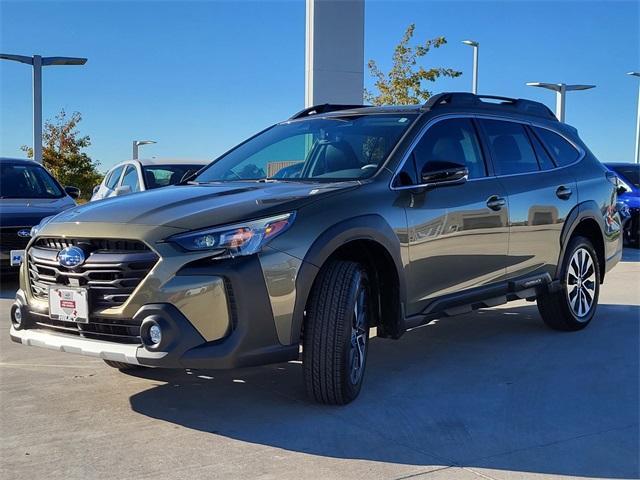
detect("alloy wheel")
[349,285,368,385]
[566,248,597,319]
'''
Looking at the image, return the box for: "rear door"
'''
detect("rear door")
[402,117,510,314]
[478,118,578,279]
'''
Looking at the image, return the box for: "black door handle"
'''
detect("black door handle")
[556,186,573,200]
[486,195,506,211]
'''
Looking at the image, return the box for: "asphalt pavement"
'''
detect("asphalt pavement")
[1,249,638,480]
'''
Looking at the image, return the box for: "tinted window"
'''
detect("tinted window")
[106,166,123,189]
[527,127,556,170]
[533,127,580,166]
[143,165,203,189]
[195,114,416,182]
[121,165,140,192]
[0,163,64,199]
[412,118,486,179]
[481,119,539,175]
[609,164,639,189]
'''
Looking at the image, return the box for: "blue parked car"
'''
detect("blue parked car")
[606,163,639,247]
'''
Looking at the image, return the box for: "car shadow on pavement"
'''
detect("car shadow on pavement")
[128,303,639,479]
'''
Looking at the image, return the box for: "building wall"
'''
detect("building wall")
[305,0,365,107]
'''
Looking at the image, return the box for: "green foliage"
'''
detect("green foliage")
[21,110,103,200]
[364,24,462,106]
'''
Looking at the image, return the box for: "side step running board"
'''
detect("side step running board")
[404,272,553,330]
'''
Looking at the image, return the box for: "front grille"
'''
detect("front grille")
[28,239,158,309]
[0,226,31,251]
[35,237,150,252]
[27,237,158,343]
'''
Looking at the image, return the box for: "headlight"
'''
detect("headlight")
[167,212,296,258]
[30,215,55,237]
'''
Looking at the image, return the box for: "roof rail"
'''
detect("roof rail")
[289,103,369,120]
[423,92,557,120]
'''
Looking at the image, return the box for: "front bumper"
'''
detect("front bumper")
[11,296,299,369]
[13,243,304,369]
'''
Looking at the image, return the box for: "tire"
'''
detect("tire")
[537,235,600,331]
[303,260,371,405]
[103,360,140,371]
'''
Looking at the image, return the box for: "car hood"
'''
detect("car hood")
[0,197,76,227]
[619,190,640,209]
[52,181,358,230]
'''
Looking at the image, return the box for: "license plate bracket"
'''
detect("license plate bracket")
[49,287,89,323]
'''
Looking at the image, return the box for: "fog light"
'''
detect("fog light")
[11,303,25,329]
[149,324,162,345]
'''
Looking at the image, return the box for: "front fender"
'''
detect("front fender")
[289,214,406,344]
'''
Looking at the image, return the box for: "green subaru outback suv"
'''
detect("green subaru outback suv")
[10,93,623,404]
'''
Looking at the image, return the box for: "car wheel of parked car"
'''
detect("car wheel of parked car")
[103,360,141,371]
[537,236,600,331]
[303,260,370,405]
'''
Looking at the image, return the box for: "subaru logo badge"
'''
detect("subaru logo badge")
[17,229,31,238]
[57,246,86,268]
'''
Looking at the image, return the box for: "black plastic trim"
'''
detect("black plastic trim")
[290,215,407,343]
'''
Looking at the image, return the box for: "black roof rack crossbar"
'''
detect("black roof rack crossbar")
[422,92,556,121]
[289,103,369,120]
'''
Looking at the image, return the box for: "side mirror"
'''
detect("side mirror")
[64,186,81,199]
[420,161,469,186]
[114,185,132,196]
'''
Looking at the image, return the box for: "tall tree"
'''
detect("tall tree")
[22,110,102,200]
[365,24,462,105]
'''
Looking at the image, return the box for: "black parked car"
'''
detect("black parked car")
[0,158,78,270]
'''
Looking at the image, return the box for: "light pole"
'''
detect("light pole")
[0,54,87,163]
[526,82,595,123]
[132,140,156,160]
[462,40,479,94]
[627,72,640,164]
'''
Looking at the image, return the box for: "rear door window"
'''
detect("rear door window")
[526,126,556,170]
[533,127,580,166]
[480,119,539,175]
[121,165,140,192]
[106,166,124,189]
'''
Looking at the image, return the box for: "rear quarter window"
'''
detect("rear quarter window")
[533,127,580,167]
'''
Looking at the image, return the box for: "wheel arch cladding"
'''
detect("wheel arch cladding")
[559,201,606,282]
[290,215,406,344]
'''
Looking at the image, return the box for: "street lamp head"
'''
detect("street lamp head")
[462,40,479,47]
[42,57,87,66]
[134,140,157,147]
[526,82,595,92]
[627,72,640,78]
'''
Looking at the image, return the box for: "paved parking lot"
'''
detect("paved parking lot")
[1,250,638,480]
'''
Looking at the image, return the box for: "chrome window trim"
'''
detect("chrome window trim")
[389,113,586,190]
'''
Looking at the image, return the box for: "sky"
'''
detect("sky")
[1,0,638,173]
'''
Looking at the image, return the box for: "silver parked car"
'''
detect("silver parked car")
[91,158,208,201]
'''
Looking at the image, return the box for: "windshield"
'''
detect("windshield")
[143,164,204,189]
[0,163,64,199]
[195,114,416,182]
[610,164,639,189]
